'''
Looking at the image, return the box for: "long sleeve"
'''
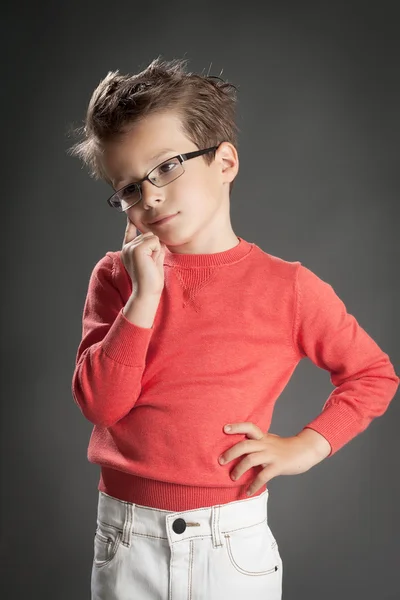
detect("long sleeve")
[71,253,154,427]
[292,264,399,457]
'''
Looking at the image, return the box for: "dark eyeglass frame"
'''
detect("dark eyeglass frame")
[107,143,222,211]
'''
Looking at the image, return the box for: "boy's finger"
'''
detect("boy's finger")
[123,217,140,246]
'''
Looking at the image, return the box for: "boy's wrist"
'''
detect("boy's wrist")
[123,292,161,328]
[295,427,332,463]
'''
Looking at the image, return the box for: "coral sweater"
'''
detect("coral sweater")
[72,236,399,511]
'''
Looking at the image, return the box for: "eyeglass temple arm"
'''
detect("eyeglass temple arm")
[180,146,219,161]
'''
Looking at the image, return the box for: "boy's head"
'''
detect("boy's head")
[68,57,240,251]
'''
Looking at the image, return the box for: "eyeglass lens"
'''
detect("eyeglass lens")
[110,157,183,211]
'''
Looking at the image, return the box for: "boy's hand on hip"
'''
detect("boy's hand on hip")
[218,422,324,497]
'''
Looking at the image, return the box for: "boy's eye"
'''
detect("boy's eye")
[158,161,178,175]
[121,184,138,198]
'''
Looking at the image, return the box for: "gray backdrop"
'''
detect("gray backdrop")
[1,1,399,598]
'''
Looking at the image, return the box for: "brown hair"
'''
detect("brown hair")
[67,56,239,192]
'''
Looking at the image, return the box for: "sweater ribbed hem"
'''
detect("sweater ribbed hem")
[98,467,265,511]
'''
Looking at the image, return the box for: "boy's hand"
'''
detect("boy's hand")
[218,422,325,496]
[121,216,166,298]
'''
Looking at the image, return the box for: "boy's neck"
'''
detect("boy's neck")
[165,231,240,256]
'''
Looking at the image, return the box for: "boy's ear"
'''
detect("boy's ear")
[217,142,239,182]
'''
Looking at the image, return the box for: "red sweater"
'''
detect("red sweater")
[72,236,399,511]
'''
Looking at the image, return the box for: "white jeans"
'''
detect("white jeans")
[91,487,283,599]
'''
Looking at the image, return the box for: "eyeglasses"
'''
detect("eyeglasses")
[107,144,221,212]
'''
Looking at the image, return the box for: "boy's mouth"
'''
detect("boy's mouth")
[149,213,179,226]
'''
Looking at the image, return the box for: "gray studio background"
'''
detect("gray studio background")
[1,1,399,599]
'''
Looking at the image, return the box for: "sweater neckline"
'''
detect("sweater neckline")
[163,236,253,268]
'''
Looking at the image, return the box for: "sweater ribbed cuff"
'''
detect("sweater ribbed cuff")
[101,308,154,366]
[302,401,366,457]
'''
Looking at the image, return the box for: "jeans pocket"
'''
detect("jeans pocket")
[93,520,123,569]
[224,519,281,577]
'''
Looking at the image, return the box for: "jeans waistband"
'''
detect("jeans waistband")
[96,488,270,549]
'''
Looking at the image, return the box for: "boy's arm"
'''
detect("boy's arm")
[292,263,399,458]
[72,253,157,427]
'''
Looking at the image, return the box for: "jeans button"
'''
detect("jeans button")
[172,518,186,534]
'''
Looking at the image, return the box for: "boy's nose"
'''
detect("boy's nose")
[140,180,164,207]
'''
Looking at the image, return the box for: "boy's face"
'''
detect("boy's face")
[100,111,238,250]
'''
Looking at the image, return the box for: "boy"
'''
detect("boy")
[69,57,399,600]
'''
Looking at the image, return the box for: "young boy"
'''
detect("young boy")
[69,57,399,600]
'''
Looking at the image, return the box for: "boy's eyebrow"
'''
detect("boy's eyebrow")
[114,147,177,189]
[150,147,177,162]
